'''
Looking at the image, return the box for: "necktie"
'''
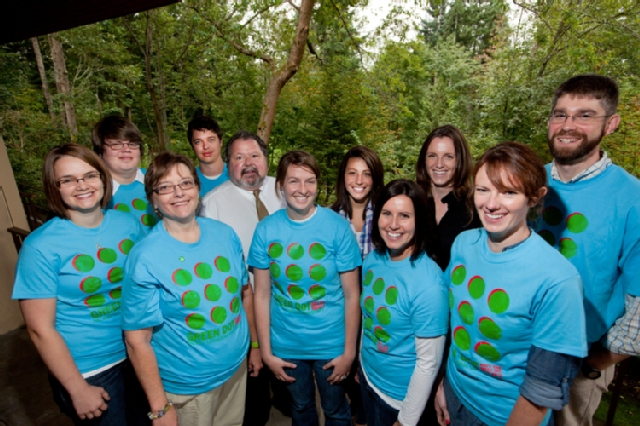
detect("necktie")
[253,190,269,221]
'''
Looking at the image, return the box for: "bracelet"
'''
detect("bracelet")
[147,402,173,420]
[251,341,260,348]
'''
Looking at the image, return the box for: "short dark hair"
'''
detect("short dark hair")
[225,130,269,162]
[416,124,473,198]
[472,141,547,212]
[187,115,223,146]
[371,179,439,263]
[552,74,619,116]
[331,146,385,220]
[144,151,201,211]
[275,150,321,191]
[43,144,113,218]
[91,116,143,156]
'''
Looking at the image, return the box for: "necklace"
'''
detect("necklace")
[90,211,105,250]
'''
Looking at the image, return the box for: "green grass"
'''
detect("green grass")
[595,392,639,426]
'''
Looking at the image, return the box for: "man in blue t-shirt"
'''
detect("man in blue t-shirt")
[538,75,640,426]
[187,116,229,198]
[92,116,158,232]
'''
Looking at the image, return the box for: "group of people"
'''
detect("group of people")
[11,74,639,426]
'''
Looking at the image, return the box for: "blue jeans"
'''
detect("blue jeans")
[283,358,351,426]
[359,368,399,426]
[49,360,149,426]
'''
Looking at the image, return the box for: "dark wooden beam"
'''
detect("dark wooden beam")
[0,0,180,44]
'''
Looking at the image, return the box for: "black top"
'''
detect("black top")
[429,190,482,271]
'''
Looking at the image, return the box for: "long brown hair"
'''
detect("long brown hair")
[331,146,384,220]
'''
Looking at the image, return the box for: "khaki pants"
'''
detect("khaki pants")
[166,360,247,426]
[555,364,615,426]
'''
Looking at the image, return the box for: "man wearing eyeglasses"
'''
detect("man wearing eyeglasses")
[92,116,158,233]
[537,75,640,426]
[187,115,230,198]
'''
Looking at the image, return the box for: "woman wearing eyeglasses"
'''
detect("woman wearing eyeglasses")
[122,151,261,426]
[12,144,148,425]
[92,116,158,233]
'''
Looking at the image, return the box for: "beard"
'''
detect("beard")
[547,126,605,165]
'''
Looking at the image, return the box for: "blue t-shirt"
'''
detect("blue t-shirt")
[107,169,158,232]
[446,229,587,426]
[197,164,229,198]
[121,217,249,394]
[537,164,640,344]
[247,206,362,359]
[12,210,143,374]
[360,251,448,400]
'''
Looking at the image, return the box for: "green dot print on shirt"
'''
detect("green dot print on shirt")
[309,264,327,281]
[80,277,102,293]
[194,262,213,279]
[270,262,281,278]
[453,326,471,351]
[172,269,193,286]
[72,254,95,272]
[488,289,509,314]
[84,294,106,308]
[118,239,134,255]
[132,198,147,211]
[566,213,588,234]
[309,284,326,300]
[225,277,239,294]
[288,285,304,300]
[559,238,578,259]
[309,243,327,260]
[363,270,373,286]
[107,266,123,283]
[214,256,231,273]
[230,297,240,314]
[186,313,206,330]
[287,243,304,260]
[373,278,385,296]
[451,265,466,285]
[141,214,157,227]
[376,307,392,325]
[205,284,223,301]
[385,286,398,305]
[475,341,501,362]
[210,307,227,324]
[458,301,474,324]
[467,276,485,299]
[479,316,502,340]
[285,265,303,282]
[115,203,130,213]
[109,287,122,299]
[97,248,117,264]
[268,243,283,259]
[181,290,201,309]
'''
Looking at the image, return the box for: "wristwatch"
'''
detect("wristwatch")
[582,362,601,380]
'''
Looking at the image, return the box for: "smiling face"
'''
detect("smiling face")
[54,156,104,218]
[152,163,199,224]
[228,139,268,191]
[192,129,223,167]
[547,95,619,166]
[378,195,416,261]
[425,136,456,189]
[344,157,373,203]
[101,139,141,180]
[282,165,317,220]
[473,165,533,252]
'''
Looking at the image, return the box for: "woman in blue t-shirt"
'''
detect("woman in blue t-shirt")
[249,150,362,426]
[12,144,148,425]
[435,142,587,426]
[358,179,448,426]
[122,152,262,425]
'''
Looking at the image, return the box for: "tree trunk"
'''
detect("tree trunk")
[48,33,77,138]
[143,11,169,152]
[257,0,315,145]
[30,37,58,127]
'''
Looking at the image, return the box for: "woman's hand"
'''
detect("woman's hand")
[248,347,263,377]
[435,381,450,426]
[323,353,355,385]
[264,355,296,383]
[70,383,110,420]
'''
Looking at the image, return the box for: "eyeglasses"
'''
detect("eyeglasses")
[153,179,197,195]
[104,141,142,150]
[57,172,102,187]
[548,113,611,124]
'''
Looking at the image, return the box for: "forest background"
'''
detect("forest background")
[2,0,640,207]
